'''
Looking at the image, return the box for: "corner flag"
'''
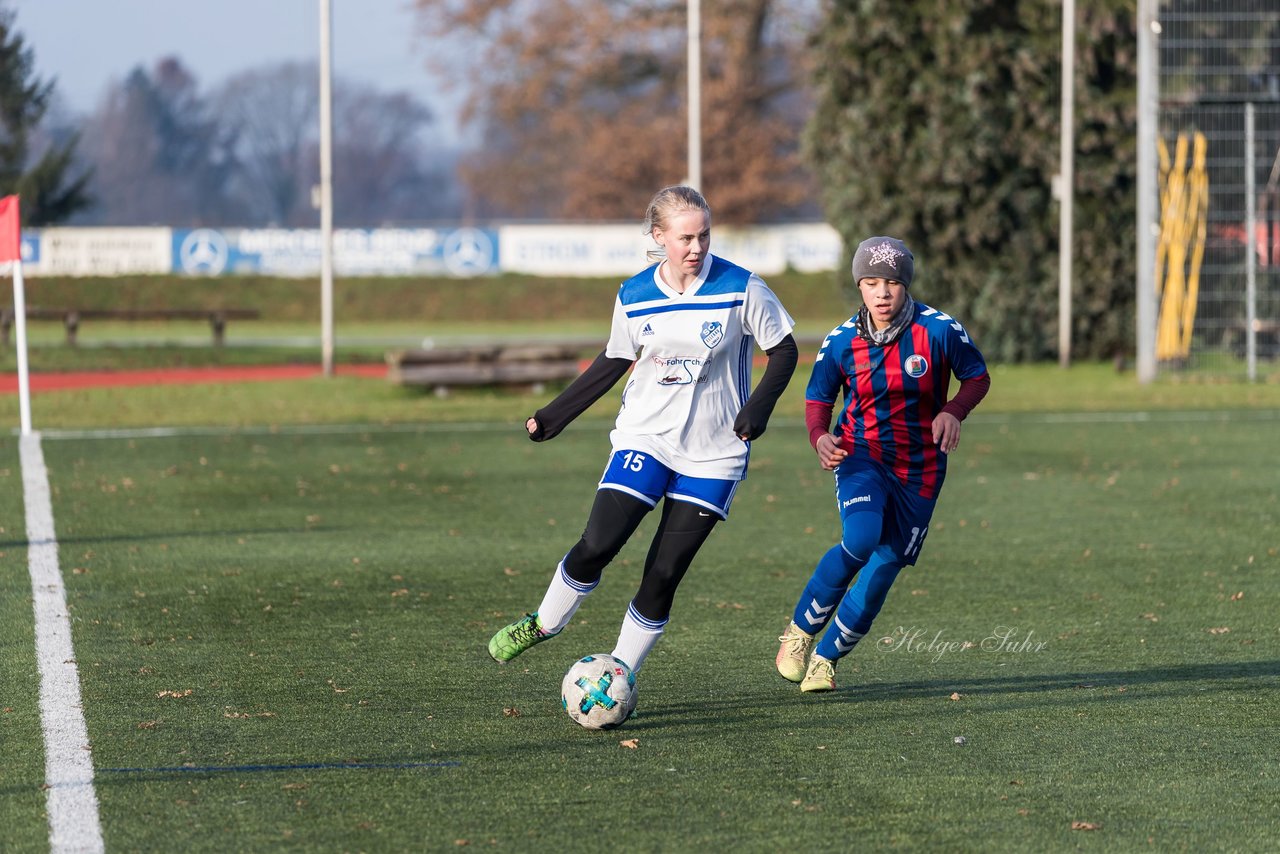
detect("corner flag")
[0,195,19,261]
[2,195,32,434]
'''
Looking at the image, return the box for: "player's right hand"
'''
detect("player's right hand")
[526,416,545,441]
[815,433,847,470]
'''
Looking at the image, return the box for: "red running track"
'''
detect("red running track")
[0,364,386,394]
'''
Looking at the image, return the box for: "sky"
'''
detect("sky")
[10,0,464,140]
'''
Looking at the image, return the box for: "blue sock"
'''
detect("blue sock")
[814,612,867,661]
[815,548,903,661]
[792,544,865,634]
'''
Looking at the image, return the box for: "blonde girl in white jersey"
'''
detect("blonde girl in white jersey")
[488,186,798,686]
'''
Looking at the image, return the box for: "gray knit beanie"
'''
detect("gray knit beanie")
[851,236,914,287]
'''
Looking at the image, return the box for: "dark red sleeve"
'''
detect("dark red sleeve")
[805,399,835,449]
[940,372,991,421]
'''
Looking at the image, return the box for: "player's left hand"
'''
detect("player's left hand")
[526,416,546,441]
[733,406,766,441]
[932,412,961,454]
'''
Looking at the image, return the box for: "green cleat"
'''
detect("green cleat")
[488,613,559,662]
[776,622,815,683]
[800,654,836,693]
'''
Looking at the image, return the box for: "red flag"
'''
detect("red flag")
[0,195,19,262]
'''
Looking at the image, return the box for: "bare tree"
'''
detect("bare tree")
[332,82,457,226]
[74,55,467,227]
[76,57,241,225]
[214,62,318,226]
[412,0,821,223]
[213,62,460,227]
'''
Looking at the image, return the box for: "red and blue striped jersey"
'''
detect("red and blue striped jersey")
[806,303,988,499]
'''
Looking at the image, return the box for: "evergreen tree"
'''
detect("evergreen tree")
[0,6,92,224]
[805,0,1137,361]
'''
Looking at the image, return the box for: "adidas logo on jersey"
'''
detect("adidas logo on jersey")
[640,323,655,337]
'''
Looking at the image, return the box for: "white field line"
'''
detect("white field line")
[30,422,515,441]
[17,408,1280,442]
[20,433,106,854]
[970,409,1280,424]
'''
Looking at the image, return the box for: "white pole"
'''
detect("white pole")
[687,0,702,191]
[319,0,335,377]
[1136,0,1160,383]
[1245,101,1257,382]
[12,259,32,434]
[1058,0,1075,369]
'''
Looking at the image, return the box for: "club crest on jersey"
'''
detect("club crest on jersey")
[700,321,724,348]
[905,354,929,378]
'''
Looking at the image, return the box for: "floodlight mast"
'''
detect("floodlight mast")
[12,255,31,434]
[1058,0,1075,368]
[687,0,702,191]
[319,0,335,377]
[1136,0,1159,384]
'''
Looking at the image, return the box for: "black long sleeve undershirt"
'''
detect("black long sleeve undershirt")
[527,350,632,442]
[528,333,799,443]
[732,334,798,441]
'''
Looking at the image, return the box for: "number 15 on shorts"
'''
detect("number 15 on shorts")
[621,451,647,472]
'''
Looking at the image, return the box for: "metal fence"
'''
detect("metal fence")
[1156,2,1280,379]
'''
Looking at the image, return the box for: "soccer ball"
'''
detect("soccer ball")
[561,654,637,730]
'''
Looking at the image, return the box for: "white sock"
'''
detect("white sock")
[535,561,595,634]
[611,603,667,673]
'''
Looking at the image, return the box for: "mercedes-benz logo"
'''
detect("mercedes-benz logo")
[442,228,495,277]
[180,229,229,275]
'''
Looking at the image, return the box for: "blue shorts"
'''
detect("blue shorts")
[599,449,739,519]
[834,459,937,565]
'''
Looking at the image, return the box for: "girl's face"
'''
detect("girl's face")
[857,276,909,330]
[653,209,710,280]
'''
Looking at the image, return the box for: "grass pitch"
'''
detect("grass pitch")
[2,399,1277,851]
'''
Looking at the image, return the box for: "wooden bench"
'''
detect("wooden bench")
[387,344,586,393]
[1,307,261,347]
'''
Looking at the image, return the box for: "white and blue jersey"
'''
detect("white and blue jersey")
[604,254,794,480]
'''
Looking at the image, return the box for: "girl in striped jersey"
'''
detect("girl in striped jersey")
[489,186,798,685]
[776,236,991,692]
